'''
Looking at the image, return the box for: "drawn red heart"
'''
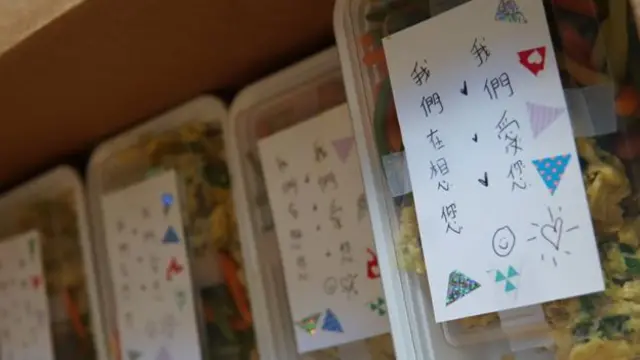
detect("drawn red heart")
[518,46,546,76]
[366,248,380,280]
[30,275,42,289]
[165,257,184,281]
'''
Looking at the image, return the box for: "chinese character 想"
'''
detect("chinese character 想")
[507,160,527,191]
[430,157,450,179]
[441,203,462,234]
[471,37,491,67]
[437,180,450,192]
[484,72,514,100]
[426,128,445,151]
[420,92,444,117]
[411,60,431,86]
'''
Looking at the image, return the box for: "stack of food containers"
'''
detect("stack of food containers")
[227,48,395,359]
[0,166,106,359]
[336,0,640,359]
[88,97,257,359]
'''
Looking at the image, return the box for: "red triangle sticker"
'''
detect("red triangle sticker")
[518,46,546,76]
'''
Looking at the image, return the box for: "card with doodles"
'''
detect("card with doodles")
[383,0,603,322]
[258,104,390,353]
[101,171,203,360]
[0,231,54,360]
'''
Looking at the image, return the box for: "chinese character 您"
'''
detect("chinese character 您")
[484,72,514,100]
[426,128,445,151]
[411,60,431,86]
[507,160,527,191]
[430,157,450,179]
[471,37,491,67]
[441,203,462,234]
[420,93,444,118]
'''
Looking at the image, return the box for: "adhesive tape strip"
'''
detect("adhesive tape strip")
[565,83,617,138]
[381,152,412,198]
[498,305,554,353]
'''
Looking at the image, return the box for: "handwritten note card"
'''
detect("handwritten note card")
[259,104,390,353]
[102,171,203,360]
[0,231,54,360]
[383,0,603,322]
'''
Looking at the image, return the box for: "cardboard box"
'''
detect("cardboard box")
[0,0,335,185]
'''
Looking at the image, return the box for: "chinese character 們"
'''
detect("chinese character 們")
[484,72,514,100]
[420,92,444,117]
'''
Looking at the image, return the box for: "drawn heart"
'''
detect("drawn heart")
[528,50,542,64]
[541,218,563,250]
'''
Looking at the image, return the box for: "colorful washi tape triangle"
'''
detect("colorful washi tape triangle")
[446,270,481,306]
[322,309,344,333]
[163,226,180,244]
[533,154,571,195]
[527,102,565,138]
[332,136,355,163]
[296,312,322,335]
[495,0,527,23]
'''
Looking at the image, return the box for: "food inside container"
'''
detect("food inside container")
[89,97,256,360]
[337,0,640,358]
[228,48,396,359]
[0,167,102,359]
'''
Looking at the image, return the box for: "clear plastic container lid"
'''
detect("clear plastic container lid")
[88,96,257,360]
[335,0,640,359]
[0,166,106,360]
[227,47,395,359]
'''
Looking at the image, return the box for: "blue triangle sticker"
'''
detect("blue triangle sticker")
[507,266,519,278]
[322,309,343,333]
[495,270,506,282]
[505,280,516,292]
[163,226,180,244]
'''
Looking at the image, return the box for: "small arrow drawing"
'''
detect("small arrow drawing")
[461,81,468,96]
[478,172,489,187]
[472,133,478,142]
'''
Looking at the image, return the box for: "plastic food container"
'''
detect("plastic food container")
[88,96,257,360]
[227,47,395,359]
[0,166,106,360]
[335,0,640,359]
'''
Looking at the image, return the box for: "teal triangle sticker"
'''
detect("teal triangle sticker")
[505,280,516,292]
[507,266,519,278]
[495,270,506,282]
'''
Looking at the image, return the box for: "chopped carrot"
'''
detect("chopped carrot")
[63,289,87,339]
[616,86,639,117]
[219,252,252,327]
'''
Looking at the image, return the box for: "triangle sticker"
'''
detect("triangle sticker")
[507,266,519,278]
[163,226,181,244]
[527,102,565,138]
[332,136,355,163]
[495,0,527,23]
[446,270,481,306]
[505,280,517,293]
[495,270,506,282]
[296,312,321,335]
[322,309,344,333]
[533,154,571,195]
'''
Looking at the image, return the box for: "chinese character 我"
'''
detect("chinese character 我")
[411,60,431,86]
[471,37,491,67]
[420,93,444,117]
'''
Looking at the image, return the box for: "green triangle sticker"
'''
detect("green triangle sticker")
[495,270,506,282]
[507,266,519,278]
[505,280,516,292]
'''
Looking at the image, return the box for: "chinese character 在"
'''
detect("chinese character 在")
[430,157,450,179]
[441,203,462,234]
[420,92,444,118]
[484,72,514,100]
[411,60,431,86]
[426,128,445,151]
[471,37,491,67]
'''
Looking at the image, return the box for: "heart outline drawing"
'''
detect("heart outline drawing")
[541,217,563,250]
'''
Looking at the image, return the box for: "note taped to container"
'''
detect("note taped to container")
[0,231,54,360]
[101,171,203,360]
[258,104,390,353]
[383,0,603,322]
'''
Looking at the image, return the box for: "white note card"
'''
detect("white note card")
[383,0,603,322]
[0,231,54,360]
[258,104,390,353]
[102,171,203,360]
